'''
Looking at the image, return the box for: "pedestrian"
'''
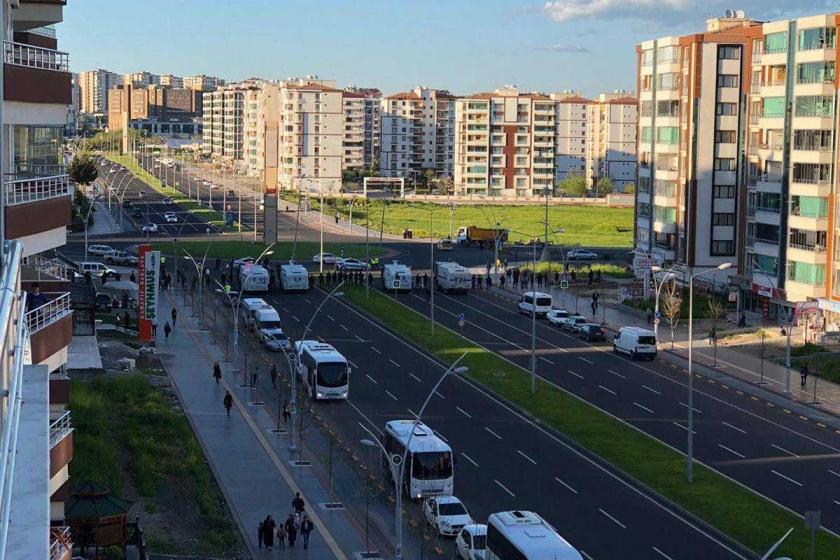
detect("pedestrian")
[646,309,654,324]
[130,271,136,283]
[258,521,264,549]
[122,293,130,309]
[708,328,715,346]
[292,492,305,514]
[264,515,276,551]
[152,318,158,336]
[285,513,298,548]
[800,364,809,387]
[276,522,287,549]
[163,321,171,341]
[251,368,257,388]
[319,272,324,287]
[223,391,233,416]
[300,514,314,549]
[738,314,746,328]
[335,214,340,225]
[500,274,506,288]
[588,270,594,285]
[283,400,291,424]
[171,307,177,328]
[124,310,130,329]
[485,275,491,289]
[270,364,277,388]
[213,362,222,383]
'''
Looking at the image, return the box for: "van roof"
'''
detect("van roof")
[621,326,655,336]
[523,291,551,299]
[488,511,581,558]
[242,298,268,308]
[281,263,307,273]
[296,340,346,363]
[255,308,281,319]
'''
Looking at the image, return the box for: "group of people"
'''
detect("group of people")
[317,269,370,288]
[257,493,315,551]
[506,266,602,291]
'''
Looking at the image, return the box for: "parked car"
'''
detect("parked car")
[95,293,113,312]
[262,330,291,352]
[87,244,114,256]
[579,323,606,342]
[312,252,338,265]
[437,238,455,251]
[613,326,657,360]
[104,250,139,266]
[79,262,115,277]
[336,257,368,271]
[456,524,487,560]
[161,197,173,205]
[569,316,590,333]
[567,248,598,260]
[547,309,570,327]
[121,199,133,208]
[423,496,473,537]
[164,211,178,223]
[132,207,143,218]
[142,223,159,233]
[558,314,587,332]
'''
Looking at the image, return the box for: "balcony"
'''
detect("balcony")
[26,292,71,366]
[3,41,71,105]
[4,174,70,254]
[49,410,72,450]
[49,411,73,479]
[49,526,72,560]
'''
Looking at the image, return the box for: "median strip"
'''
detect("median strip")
[343,286,840,558]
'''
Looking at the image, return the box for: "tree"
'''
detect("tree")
[557,174,587,197]
[707,297,724,366]
[661,282,682,350]
[68,154,98,186]
[595,177,614,197]
[623,184,636,194]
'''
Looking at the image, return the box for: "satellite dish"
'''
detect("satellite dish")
[724,8,735,17]
[735,9,745,18]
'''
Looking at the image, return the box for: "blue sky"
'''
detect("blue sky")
[60,0,832,97]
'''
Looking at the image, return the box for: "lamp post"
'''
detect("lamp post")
[650,265,679,347]
[751,260,792,394]
[183,235,218,328]
[687,262,731,482]
[360,352,469,560]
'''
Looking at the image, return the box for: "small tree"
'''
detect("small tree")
[68,153,98,186]
[595,177,614,197]
[661,282,682,350]
[558,174,587,197]
[623,184,636,194]
[707,297,724,366]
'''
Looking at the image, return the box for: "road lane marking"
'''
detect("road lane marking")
[580,552,594,560]
[407,408,417,418]
[672,422,696,434]
[642,385,661,395]
[340,324,349,331]
[385,390,398,401]
[771,470,803,487]
[633,402,654,414]
[304,298,311,304]
[292,315,300,322]
[365,374,377,385]
[434,390,446,400]
[568,370,584,380]
[827,469,840,478]
[599,508,626,529]
[484,426,503,440]
[718,444,745,459]
[348,360,358,369]
[371,346,381,354]
[355,335,364,342]
[461,452,479,467]
[494,479,516,497]
[540,357,555,365]
[409,372,422,383]
[598,385,617,396]
[554,477,578,494]
[389,358,401,368]
[456,406,472,418]
[722,421,746,434]
[772,444,798,458]
[652,547,674,560]
[281,306,289,313]
[609,370,626,379]
[678,401,702,414]
[517,450,537,465]
[578,357,594,365]
[327,315,335,321]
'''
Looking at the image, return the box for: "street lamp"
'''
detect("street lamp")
[183,238,218,327]
[687,262,731,482]
[360,352,469,560]
[650,265,679,346]
[751,260,792,394]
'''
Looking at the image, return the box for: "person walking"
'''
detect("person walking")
[171,307,177,329]
[292,492,305,514]
[258,521,264,549]
[223,391,233,416]
[283,400,291,424]
[300,514,314,549]
[276,521,286,549]
[270,364,277,388]
[152,318,158,336]
[163,321,172,341]
[285,513,298,548]
[213,362,222,384]
[263,515,276,551]
[800,364,809,387]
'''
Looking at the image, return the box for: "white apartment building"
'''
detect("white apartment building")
[123,70,160,87]
[184,74,223,91]
[243,83,282,178]
[380,87,456,179]
[202,84,249,160]
[78,68,120,114]
[160,73,184,88]
[342,87,381,171]
[586,92,638,191]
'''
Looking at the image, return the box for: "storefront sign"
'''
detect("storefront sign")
[751,283,779,299]
[138,245,160,342]
[817,298,840,314]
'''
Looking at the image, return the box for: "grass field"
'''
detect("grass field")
[285,195,633,247]
[157,239,386,261]
[343,286,838,558]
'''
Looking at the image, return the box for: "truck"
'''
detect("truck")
[383,262,412,292]
[239,263,270,293]
[455,226,509,248]
[434,261,471,294]
[280,263,309,292]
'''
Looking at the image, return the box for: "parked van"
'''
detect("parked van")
[280,263,309,292]
[517,291,552,318]
[383,263,412,292]
[613,326,657,360]
[78,262,115,276]
[239,263,270,293]
[241,297,269,330]
[434,261,471,294]
[254,307,283,338]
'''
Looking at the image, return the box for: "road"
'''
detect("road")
[388,284,840,533]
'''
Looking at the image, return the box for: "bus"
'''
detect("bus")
[486,511,583,560]
[294,340,351,400]
[383,420,454,499]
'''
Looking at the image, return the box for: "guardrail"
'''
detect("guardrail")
[2,41,69,72]
[4,175,70,206]
[49,411,72,449]
[49,526,71,560]
[25,292,70,335]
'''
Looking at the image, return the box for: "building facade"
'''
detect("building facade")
[107,84,202,132]
[122,70,159,87]
[78,68,120,114]
[342,87,381,171]
[586,92,638,192]
[201,84,249,160]
[184,74,223,91]
[159,73,183,88]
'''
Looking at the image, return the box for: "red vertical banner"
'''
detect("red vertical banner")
[138,244,152,341]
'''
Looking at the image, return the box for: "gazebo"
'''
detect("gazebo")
[65,481,131,556]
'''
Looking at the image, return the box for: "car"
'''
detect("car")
[569,316,590,333]
[233,257,255,267]
[312,252,338,265]
[121,200,133,208]
[437,238,455,251]
[262,331,291,352]
[95,293,113,312]
[164,212,178,223]
[567,248,598,260]
[161,197,173,205]
[423,496,473,537]
[142,223,159,233]
[87,244,114,256]
[547,309,570,327]
[558,314,587,331]
[132,207,143,218]
[336,257,368,271]
[579,323,606,342]
[104,250,139,266]
[455,524,487,560]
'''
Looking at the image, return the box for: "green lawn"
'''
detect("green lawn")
[157,239,386,261]
[70,375,240,556]
[519,261,634,278]
[343,286,838,558]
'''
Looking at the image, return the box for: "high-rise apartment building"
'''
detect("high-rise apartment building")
[1,1,76,558]
[123,70,160,87]
[380,87,456,179]
[78,68,120,114]
[160,73,183,88]
[202,85,250,160]
[108,84,202,131]
[244,83,282,178]
[184,74,223,91]
[342,87,381,171]
[586,92,638,191]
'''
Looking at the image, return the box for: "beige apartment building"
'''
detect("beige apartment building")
[380,87,456,179]
[342,87,381,171]
[160,73,183,88]
[78,68,120,114]
[202,84,251,160]
[123,70,159,87]
[184,74,223,91]
[586,92,638,191]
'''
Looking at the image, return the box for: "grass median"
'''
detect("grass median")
[156,239,386,261]
[343,286,838,558]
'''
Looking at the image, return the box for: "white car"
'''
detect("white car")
[164,212,178,223]
[558,314,587,331]
[87,244,114,256]
[142,223,159,233]
[423,496,473,537]
[336,257,368,271]
[456,524,487,560]
[567,248,598,260]
[547,309,570,327]
[262,330,291,352]
[161,198,174,205]
[312,252,338,265]
[104,250,139,266]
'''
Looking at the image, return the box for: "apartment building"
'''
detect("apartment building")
[380,87,456,179]
[586,92,638,191]
[342,87,381,171]
[243,83,282,178]
[159,73,183,88]
[78,68,120,114]
[122,70,159,87]
[1,1,76,558]
[202,84,249,160]
[553,91,590,185]
[184,74,223,92]
[107,84,202,134]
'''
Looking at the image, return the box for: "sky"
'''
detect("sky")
[60,0,834,97]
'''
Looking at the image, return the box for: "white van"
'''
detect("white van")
[241,297,269,330]
[280,263,309,292]
[383,263,412,292]
[254,307,283,338]
[434,261,471,294]
[78,262,115,276]
[517,291,552,318]
[239,263,270,293]
[613,326,657,360]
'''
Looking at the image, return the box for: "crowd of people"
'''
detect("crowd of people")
[257,493,316,551]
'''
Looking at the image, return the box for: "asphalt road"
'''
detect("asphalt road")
[249,285,752,560]
[388,285,840,533]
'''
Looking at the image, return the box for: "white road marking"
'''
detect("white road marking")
[633,402,654,414]
[292,315,300,322]
[517,450,537,465]
[598,385,617,396]
[317,336,325,342]
[835,500,840,507]
[409,372,422,383]
[540,357,555,364]
[829,469,840,478]
[609,369,626,379]
[365,374,377,385]
[407,408,418,418]
[579,356,595,365]
[580,552,595,560]
[281,306,289,313]
[642,384,661,395]
[717,444,745,459]
[652,547,674,560]
[385,390,398,401]
[434,390,446,400]
[340,324,349,332]
[678,402,702,414]
[461,452,479,467]
[494,479,516,497]
[371,346,381,354]
[771,470,803,487]
[348,360,358,369]
[389,358,401,368]
[772,444,798,458]
[355,335,364,342]
[722,421,747,435]
[456,406,472,418]
[568,370,584,380]
[304,298,311,304]
[599,508,627,529]
[672,421,696,434]
[327,315,335,321]
[484,426,503,440]
[554,477,578,494]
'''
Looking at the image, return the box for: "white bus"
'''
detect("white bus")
[383,262,412,292]
[434,261,471,294]
[294,340,351,400]
[486,511,583,560]
[239,263,270,293]
[280,263,309,292]
[383,420,454,499]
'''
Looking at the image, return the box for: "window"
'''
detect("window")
[798,27,836,51]
[752,255,778,276]
[763,97,785,118]
[796,62,835,84]
[717,74,739,88]
[718,46,740,59]
[657,73,680,90]
[795,96,834,117]
[641,49,654,66]
[793,130,832,151]
[713,213,735,226]
[653,205,676,222]
[638,177,651,194]
[658,45,679,63]
[657,100,680,117]
[656,127,679,144]
[714,185,735,198]
[716,103,738,116]
[640,127,653,142]
[715,130,736,144]
[640,101,653,117]
[787,261,825,285]
[714,158,735,171]
[764,32,787,54]
[711,240,735,255]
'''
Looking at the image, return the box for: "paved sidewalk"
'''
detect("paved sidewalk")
[155,289,371,559]
[89,201,124,235]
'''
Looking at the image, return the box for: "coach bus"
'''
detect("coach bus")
[295,340,351,400]
[383,420,454,499]
[486,510,583,560]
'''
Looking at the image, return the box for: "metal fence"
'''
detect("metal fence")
[4,175,70,206]
[49,411,72,450]
[2,41,69,72]
[25,292,71,334]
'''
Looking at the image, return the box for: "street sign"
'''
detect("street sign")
[560,280,569,290]
[458,313,465,329]
[654,318,660,326]
[728,288,739,303]
[655,310,661,319]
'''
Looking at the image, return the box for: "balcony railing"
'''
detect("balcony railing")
[25,292,70,334]
[757,205,782,214]
[49,411,73,449]
[4,174,70,206]
[789,241,826,252]
[49,526,72,560]
[792,177,831,185]
[3,41,69,72]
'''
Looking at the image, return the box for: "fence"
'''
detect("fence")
[2,41,69,72]
[4,175,70,206]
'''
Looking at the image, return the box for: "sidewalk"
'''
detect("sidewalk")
[155,289,373,559]
[89,201,124,235]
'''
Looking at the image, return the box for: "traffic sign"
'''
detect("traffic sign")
[458,312,465,329]
[655,310,661,319]
[560,280,569,290]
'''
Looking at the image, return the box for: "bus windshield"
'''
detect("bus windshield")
[316,362,349,388]
[412,451,453,480]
